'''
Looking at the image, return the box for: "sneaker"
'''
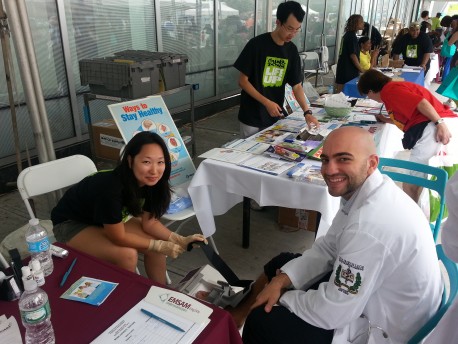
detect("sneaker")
[444,99,457,110]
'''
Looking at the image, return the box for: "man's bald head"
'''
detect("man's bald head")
[320,127,379,200]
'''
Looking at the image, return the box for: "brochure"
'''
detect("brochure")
[307,142,324,161]
[253,129,292,144]
[283,83,310,115]
[266,145,306,162]
[238,155,296,175]
[61,277,118,306]
[199,148,254,164]
[287,164,326,185]
[270,118,309,134]
[222,139,270,154]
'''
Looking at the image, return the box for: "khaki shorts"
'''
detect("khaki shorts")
[53,220,93,243]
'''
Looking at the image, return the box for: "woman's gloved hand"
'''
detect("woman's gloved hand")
[168,232,208,251]
[148,239,184,258]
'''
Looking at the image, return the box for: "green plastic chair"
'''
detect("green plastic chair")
[407,244,458,343]
[378,157,448,242]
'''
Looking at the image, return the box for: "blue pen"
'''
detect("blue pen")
[141,308,185,332]
[60,258,77,287]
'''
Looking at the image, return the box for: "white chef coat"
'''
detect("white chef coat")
[425,172,458,344]
[279,170,443,344]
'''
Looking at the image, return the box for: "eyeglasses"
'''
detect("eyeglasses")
[282,24,302,34]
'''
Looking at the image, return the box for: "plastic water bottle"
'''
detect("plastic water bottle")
[328,85,334,94]
[25,218,53,276]
[19,277,55,344]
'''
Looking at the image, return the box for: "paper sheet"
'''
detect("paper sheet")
[0,315,22,344]
[91,299,209,344]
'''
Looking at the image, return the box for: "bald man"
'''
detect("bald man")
[238,127,442,344]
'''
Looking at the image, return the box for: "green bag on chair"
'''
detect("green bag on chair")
[429,147,458,222]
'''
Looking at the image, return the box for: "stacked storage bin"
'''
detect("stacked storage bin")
[79,57,161,98]
[114,50,188,91]
[79,50,188,98]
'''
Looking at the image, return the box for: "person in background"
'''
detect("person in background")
[358,69,458,202]
[420,10,431,33]
[392,22,433,73]
[237,127,442,344]
[358,36,379,71]
[439,16,458,110]
[234,1,319,139]
[438,16,454,82]
[51,132,207,284]
[431,12,442,32]
[335,14,365,93]
[424,172,458,343]
[390,27,409,58]
[362,22,382,48]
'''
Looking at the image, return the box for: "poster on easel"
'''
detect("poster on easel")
[108,96,195,187]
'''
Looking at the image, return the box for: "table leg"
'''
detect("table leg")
[314,212,322,240]
[242,197,251,248]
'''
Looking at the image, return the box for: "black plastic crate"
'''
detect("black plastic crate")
[114,50,188,90]
[79,57,161,98]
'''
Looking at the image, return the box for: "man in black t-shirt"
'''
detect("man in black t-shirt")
[233,1,319,138]
[392,22,433,73]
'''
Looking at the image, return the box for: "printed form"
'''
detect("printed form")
[91,287,212,344]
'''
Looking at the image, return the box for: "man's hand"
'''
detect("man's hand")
[250,273,291,313]
[168,232,207,250]
[265,100,284,118]
[305,113,320,129]
[436,122,452,145]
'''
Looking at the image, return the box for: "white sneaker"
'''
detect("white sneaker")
[444,99,457,110]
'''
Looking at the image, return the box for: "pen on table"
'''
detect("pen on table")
[140,308,185,332]
[60,258,77,287]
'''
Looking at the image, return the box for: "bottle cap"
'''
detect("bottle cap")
[21,266,32,278]
[31,259,42,271]
[28,218,39,226]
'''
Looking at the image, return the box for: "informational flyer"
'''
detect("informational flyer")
[108,96,195,187]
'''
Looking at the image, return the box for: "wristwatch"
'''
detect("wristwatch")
[435,118,445,126]
[303,110,313,117]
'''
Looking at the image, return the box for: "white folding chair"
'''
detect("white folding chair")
[300,46,330,87]
[0,155,97,262]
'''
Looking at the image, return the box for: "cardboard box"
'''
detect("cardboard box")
[389,59,404,68]
[91,119,125,160]
[278,207,318,232]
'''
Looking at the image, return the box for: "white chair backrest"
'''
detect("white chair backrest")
[17,155,97,218]
[331,64,337,78]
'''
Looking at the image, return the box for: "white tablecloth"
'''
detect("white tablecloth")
[425,53,440,89]
[188,123,404,240]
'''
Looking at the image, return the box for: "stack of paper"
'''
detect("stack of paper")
[92,286,212,344]
[0,315,22,344]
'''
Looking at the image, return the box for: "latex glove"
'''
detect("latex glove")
[148,239,184,258]
[168,232,208,251]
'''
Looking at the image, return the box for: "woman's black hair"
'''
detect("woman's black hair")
[357,69,392,95]
[276,1,305,24]
[115,131,171,219]
[345,14,363,32]
[358,36,370,46]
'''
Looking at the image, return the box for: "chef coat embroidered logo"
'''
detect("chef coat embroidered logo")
[334,257,363,295]
[263,57,288,87]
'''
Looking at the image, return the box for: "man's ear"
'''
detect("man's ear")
[368,154,379,174]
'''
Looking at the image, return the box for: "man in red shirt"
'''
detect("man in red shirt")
[358,69,458,201]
